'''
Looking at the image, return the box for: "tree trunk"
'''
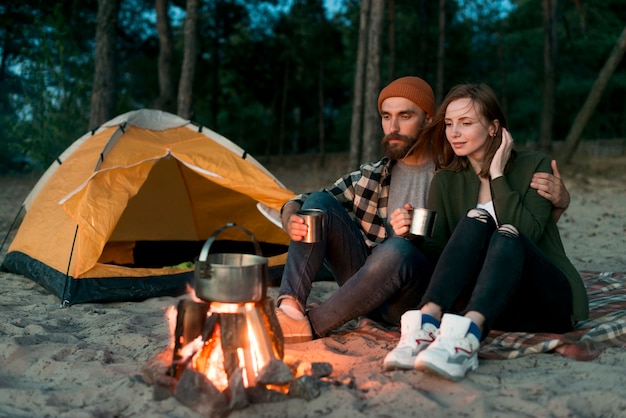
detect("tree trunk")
[278,62,289,156]
[177,0,199,119]
[154,0,175,113]
[209,1,221,129]
[497,31,508,116]
[318,61,325,166]
[559,25,626,163]
[348,0,370,169]
[417,0,428,77]
[387,0,395,83]
[89,0,120,130]
[435,0,446,104]
[539,0,557,153]
[361,0,383,164]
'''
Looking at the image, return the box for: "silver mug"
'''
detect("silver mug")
[407,208,436,238]
[297,209,325,243]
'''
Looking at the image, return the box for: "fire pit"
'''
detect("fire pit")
[142,224,332,415]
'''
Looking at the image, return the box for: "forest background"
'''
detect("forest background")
[0,0,625,175]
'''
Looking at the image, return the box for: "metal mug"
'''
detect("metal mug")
[297,209,325,243]
[407,208,437,238]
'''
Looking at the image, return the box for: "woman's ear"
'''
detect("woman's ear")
[490,120,500,137]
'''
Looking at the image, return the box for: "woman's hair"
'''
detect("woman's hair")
[424,83,514,178]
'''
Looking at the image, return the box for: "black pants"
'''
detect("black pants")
[420,210,573,337]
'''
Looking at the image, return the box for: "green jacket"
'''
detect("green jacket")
[424,150,588,322]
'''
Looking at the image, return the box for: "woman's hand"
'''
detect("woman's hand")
[490,127,514,180]
[390,203,414,237]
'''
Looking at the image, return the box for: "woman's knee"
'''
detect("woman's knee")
[467,208,492,223]
[497,224,519,239]
[488,224,522,255]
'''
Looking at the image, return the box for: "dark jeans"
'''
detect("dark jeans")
[279,192,433,337]
[420,210,573,337]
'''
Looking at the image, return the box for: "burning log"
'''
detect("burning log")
[259,297,284,359]
[225,369,248,410]
[169,299,209,379]
[144,296,334,414]
[219,312,252,384]
[142,221,339,414]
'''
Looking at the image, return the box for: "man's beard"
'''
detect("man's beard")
[382,133,419,160]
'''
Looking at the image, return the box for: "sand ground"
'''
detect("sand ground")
[1,153,625,417]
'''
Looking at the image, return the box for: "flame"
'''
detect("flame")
[171,301,277,391]
[197,325,230,391]
[165,305,178,350]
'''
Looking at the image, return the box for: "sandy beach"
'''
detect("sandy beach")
[1,152,626,417]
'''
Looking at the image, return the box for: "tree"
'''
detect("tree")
[361,0,384,164]
[154,0,176,112]
[559,25,626,163]
[387,0,396,81]
[539,0,558,153]
[436,0,446,103]
[348,0,370,169]
[177,0,199,119]
[2,0,625,171]
[89,0,120,130]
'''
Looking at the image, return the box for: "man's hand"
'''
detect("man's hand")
[390,203,414,237]
[286,214,308,241]
[531,159,570,222]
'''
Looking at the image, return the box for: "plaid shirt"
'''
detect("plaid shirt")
[287,157,395,248]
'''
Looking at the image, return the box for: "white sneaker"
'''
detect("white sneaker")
[383,310,438,371]
[414,313,480,381]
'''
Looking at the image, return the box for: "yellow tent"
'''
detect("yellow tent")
[2,109,295,305]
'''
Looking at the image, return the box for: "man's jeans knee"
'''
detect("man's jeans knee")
[279,191,369,309]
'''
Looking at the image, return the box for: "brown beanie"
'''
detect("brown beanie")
[377,76,436,118]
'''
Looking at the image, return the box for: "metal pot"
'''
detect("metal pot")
[194,223,267,303]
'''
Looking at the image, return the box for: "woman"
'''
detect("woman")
[383,83,588,380]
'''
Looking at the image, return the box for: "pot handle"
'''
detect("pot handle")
[197,222,263,263]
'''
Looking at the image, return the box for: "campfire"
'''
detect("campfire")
[142,224,332,415]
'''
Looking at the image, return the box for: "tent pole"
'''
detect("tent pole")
[60,225,80,308]
[0,205,25,254]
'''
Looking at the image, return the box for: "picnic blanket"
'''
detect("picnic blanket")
[479,271,626,361]
[335,271,626,362]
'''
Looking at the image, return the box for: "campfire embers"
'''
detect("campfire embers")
[143,297,332,416]
[170,298,284,390]
[141,224,332,415]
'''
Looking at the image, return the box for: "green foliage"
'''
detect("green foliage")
[554,0,626,140]
[2,1,95,170]
[0,0,625,171]
[464,0,626,144]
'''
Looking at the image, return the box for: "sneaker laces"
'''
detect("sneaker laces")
[396,324,437,350]
[430,333,477,355]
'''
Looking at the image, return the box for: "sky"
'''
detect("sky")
[324,0,345,17]
[278,0,346,18]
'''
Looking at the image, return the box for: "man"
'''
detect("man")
[275,76,570,343]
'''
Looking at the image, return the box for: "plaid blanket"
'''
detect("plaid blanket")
[479,271,626,361]
[333,271,626,361]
